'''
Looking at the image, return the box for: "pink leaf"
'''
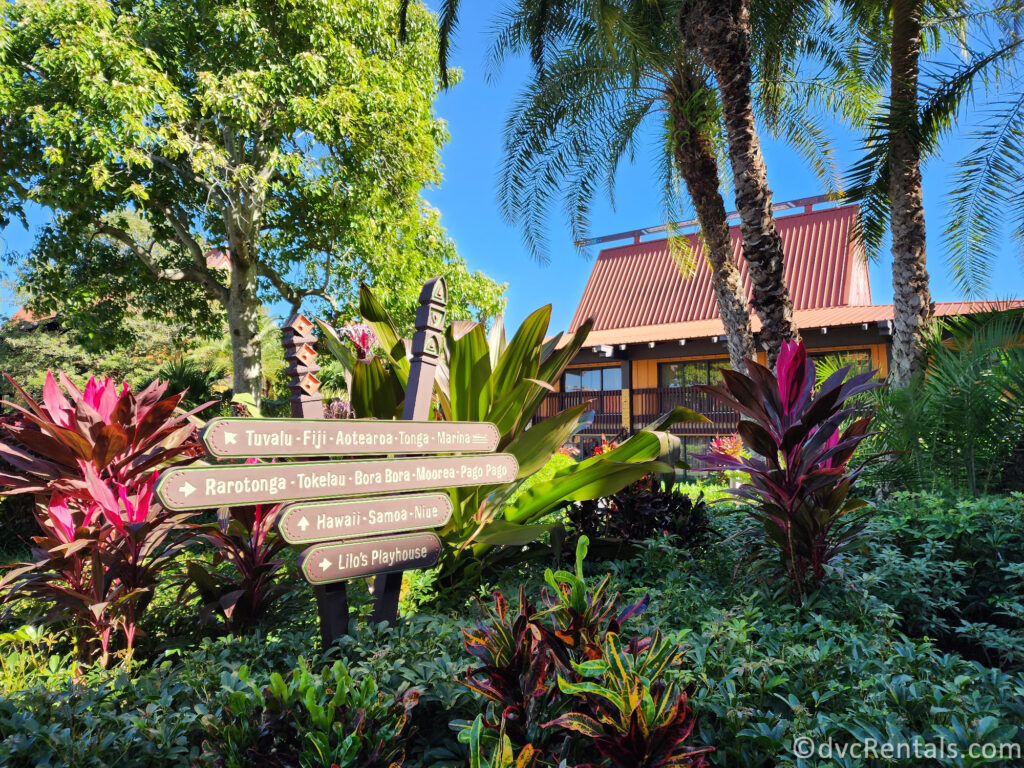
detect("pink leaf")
[776,340,806,414]
[42,372,73,428]
[47,493,75,543]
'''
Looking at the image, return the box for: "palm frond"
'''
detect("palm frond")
[944,94,1024,295]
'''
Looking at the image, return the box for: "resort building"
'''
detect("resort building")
[538,196,1015,459]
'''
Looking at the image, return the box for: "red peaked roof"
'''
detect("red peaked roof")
[569,204,872,333]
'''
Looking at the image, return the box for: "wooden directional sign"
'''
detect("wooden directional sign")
[299,532,443,584]
[156,453,518,510]
[202,417,501,458]
[277,493,453,545]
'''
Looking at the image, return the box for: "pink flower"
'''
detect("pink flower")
[342,323,378,360]
[709,434,744,458]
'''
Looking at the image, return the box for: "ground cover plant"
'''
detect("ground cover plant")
[1,492,1023,767]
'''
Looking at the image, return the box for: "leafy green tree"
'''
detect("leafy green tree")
[0,0,505,405]
[0,312,180,401]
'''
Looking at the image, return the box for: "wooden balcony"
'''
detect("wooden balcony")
[535,387,739,436]
[534,389,624,435]
[630,387,738,434]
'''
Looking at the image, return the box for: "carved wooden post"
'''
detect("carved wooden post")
[283,313,349,647]
[371,276,448,625]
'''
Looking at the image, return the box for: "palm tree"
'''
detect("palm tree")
[678,0,817,362]
[495,3,755,370]
[401,0,842,364]
[494,0,856,369]
[842,0,1021,386]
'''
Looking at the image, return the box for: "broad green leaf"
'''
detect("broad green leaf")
[504,402,589,478]
[359,283,410,384]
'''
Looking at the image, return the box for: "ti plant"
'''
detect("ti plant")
[457,537,711,766]
[0,372,209,663]
[319,283,709,589]
[0,372,208,497]
[696,341,880,594]
[183,498,290,635]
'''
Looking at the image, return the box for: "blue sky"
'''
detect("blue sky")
[3,4,1022,332]
[424,2,1024,331]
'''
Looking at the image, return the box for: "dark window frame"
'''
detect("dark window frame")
[562,365,623,392]
[656,358,730,389]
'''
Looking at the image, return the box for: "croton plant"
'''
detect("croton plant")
[458,537,712,767]
[0,372,209,663]
[696,340,880,594]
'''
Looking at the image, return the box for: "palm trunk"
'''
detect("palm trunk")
[225,260,263,406]
[669,72,755,371]
[888,0,933,387]
[682,0,800,365]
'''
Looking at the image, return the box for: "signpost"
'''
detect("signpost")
[277,493,453,545]
[202,418,500,458]
[155,276,514,647]
[156,454,517,510]
[298,532,443,584]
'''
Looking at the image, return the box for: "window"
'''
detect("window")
[808,350,873,378]
[657,359,729,389]
[564,366,622,391]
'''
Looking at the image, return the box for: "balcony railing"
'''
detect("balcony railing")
[535,387,739,435]
[630,387,738,434]
[534,389,624,435]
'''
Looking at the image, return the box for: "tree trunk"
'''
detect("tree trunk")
[681,0,800,365]
[225,262,263,406]
[669,73,755,371]
[888,0,933,387]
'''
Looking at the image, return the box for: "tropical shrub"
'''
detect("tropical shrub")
[201,658,420,768]
[456,538,711,766]
[0,372,208,662]
[565,475,711,555]
[864,310,1024,495]
[183,497,290,635]
[547,631,712,768]
[0,372,206,496]
[696,341,879,595]
[320,284,708,589]
[859,492,1024,671]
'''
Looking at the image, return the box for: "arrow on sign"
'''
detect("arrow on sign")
[277,493,455,545]
[223,432,237,445]
[319,558,331,572]
[180,481,196,498]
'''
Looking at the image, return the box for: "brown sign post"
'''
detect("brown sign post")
[156,454,517,510]
[155,276,508,647]
[202,418,499,458]
[277,493,453,545]
[372,276,450,625]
